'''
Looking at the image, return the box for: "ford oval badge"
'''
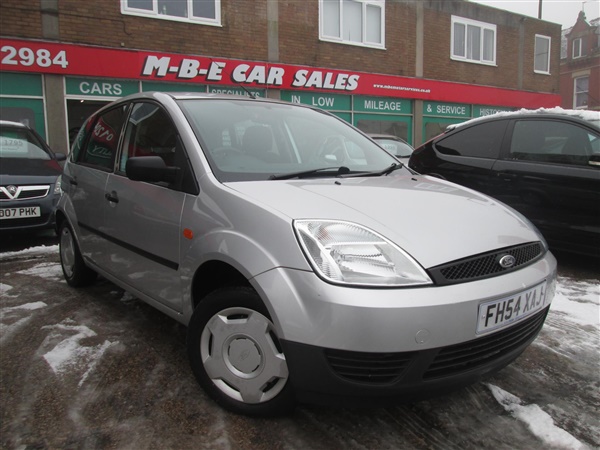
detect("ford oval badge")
[499,254,516,269]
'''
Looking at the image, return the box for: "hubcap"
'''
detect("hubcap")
[60,227,76,278]
[200,307,288,404]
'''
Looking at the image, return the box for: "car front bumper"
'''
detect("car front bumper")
[0,194,59,232]
[252,251,556,402]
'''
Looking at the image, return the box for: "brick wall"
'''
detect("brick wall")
[0,1,43,39]
[0,0,560,94]
[277,1,417,77]
[55,0,269,61]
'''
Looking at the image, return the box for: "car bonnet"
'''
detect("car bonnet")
[227,174,542,269]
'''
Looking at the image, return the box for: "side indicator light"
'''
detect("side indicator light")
[183,228,194,240]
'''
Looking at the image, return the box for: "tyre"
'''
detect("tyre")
[59,221,97,287]
[187,287,295,416]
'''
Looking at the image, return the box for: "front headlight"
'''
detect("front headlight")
[53,175,62,195]
[294,220,432,287]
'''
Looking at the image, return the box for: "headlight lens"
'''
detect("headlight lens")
[294,220,432,287]
[53,175,62,195]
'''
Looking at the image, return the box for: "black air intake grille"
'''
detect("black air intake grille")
[423,307,548,380]
[429,242,544,285]
[325,349,415,384]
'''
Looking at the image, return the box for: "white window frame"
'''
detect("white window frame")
[319,0,386,50]
[572,37,583,59]
[573,76,589,109]
[451,16,496,66]
[121,0,221,26]
[534,34,551,75]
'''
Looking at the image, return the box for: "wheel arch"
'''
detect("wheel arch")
[191,260,251,311]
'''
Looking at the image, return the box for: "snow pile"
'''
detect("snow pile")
[449,107,600,131]
[0,244,58,260]
[487,384,588,450]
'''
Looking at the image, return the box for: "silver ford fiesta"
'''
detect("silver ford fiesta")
[57,92,557,416]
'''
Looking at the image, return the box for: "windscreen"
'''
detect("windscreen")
[178,99,399,181]
[0,126,51,160]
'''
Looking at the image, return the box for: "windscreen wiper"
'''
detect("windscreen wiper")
[269,166,351,180]
[341,163,402,178]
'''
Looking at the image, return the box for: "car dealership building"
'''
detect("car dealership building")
[0,0,561,153]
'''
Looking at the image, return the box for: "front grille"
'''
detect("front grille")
[0,185,50,201]
[423,307,548,380]
[325,349,415,384]
[428,242,544,285]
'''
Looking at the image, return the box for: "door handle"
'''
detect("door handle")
[497,172,517,181]
[105,192,119,203]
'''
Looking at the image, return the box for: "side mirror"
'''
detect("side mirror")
[589,155,600,168]
[126,156,179,184]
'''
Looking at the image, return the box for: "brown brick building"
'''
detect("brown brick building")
[0,0,561,152]
[560,12,599,111]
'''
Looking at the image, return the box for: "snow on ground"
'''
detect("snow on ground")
[0,244,58,261]
[41,319,118,387]
[1,244,599,447]
[16,262,64,280]
[487,384,589,450]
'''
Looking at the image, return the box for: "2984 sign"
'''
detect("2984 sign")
[1,45,68,69]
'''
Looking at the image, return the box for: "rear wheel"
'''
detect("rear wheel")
[59,221,97,287]
[187,287,295,416]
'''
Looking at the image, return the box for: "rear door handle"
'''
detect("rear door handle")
[105,192,119,203]
[497,172,517,181]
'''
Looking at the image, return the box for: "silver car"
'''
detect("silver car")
[57,92,557,416]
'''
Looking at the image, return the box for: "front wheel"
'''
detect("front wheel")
[59,221,97,287]
[187,287,295,416]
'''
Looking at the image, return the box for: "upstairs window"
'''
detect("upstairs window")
[572,37,583,58]
[320,0,385,49]
[574,76,589,109]
[451,16,496,65]
[534,35,551,74]
[121,0,221,26]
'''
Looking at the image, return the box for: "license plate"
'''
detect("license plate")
[477,281,547,334]
[0,206,41,220]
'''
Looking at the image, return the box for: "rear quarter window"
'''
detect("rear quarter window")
[435,120,508,159]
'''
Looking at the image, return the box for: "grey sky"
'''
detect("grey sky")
[471,0,599,28]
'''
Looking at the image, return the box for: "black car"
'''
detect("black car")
[0,120,66,233]
[409,109,600,257]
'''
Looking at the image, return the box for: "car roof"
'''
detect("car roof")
[447,107,600,132]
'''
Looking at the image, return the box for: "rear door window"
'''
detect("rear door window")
[435,120,508,159]
[509,119,598,167]
[78,105,128,171]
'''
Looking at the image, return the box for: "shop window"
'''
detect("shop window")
[121,0,220,26]
[534,35,551,74]
[451,16,496,65]
[320,0,385,49]
[572,38,583,58]
[574,76,589,109]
